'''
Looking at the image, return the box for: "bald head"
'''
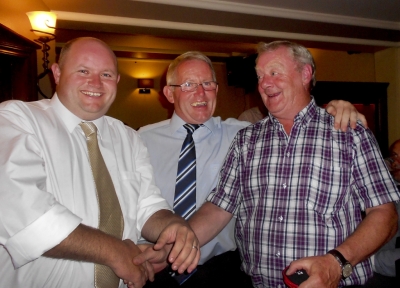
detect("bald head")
[58,37,118,70]
[51,37,120,120]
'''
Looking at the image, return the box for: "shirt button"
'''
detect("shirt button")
[283,183,287,188]
[278,216,283,222]
[326,217,332,223]
[275,251,281,257]
[286,152,290,157]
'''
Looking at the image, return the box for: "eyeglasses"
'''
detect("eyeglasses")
[169,81,218,92]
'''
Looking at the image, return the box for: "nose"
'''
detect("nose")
[195,83,205,94]
[88,74,102,88]
[259,75,272,90]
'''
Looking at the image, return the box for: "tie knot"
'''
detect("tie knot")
[183,124,200,135]
[80,122,97,138]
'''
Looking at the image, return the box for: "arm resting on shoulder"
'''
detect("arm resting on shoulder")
[325,100,368,131]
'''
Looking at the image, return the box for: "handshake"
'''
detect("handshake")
[116,222,201,288]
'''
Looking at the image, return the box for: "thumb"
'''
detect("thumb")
[133,249,153,266]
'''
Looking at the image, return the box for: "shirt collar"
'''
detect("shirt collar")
[268,97,317,129]
[295,97,317,129]
[50,93,106,139]
[169,112,216,135]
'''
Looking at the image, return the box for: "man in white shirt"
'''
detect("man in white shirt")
[0,37,199,288]
[138,51,365,287]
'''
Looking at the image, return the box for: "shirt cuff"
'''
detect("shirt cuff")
[4,203,82,268]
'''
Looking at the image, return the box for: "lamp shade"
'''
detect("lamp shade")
[27,11,57,37]
[138,79,154,89]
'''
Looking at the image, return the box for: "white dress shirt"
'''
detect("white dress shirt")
[139,113,250,264]
[0,94,171,288]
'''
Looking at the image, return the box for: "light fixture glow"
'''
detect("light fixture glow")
[138,79,154,94]
[27,11,57,98]
[26,11,57,38]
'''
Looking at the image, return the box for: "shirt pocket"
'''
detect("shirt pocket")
[305,164,351,216]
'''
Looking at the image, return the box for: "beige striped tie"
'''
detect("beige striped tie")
[80,122,124,288]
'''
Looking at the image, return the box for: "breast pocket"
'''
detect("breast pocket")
[306,164,351,215]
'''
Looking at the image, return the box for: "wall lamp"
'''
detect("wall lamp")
[138,79,154,94]
[27,11,57,99]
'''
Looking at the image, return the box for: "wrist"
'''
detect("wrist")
[327,249,353,279]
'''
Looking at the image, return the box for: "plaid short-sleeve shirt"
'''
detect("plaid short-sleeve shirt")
[208,99,400,288]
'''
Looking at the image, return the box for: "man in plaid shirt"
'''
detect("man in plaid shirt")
[189,41,400,287]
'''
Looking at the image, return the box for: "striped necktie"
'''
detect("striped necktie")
[80,122,124,288]
[173,124,200,219]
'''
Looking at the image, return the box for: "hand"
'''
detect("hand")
[286,254,341,288]
[134,243,171,274]
[152,221,200,274]
[325,100,368,131]
[111,239,151,288]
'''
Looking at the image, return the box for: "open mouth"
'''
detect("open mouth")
[82,91,102,97]
[267,92,280,98]
[191,101,207,107]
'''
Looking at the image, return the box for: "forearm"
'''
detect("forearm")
[335,202,398,265]
[44,224,125,268]
[188,202,233,247]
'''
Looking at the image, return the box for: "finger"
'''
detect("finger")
[286,260,308,275]
[340,107,350,132]
[174,243,199,274]
[167,227,190,264]
[359,114,368,128]
[146,260,155,282]
[133,248,153,266]
[348,109,358,129]
[153,229,175,251]
[186,246,201,273]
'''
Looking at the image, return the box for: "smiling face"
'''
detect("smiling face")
[164,59,218,124]
[51,38,120,121]
[255,46,312,122]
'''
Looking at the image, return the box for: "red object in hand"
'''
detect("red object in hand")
[282,266,309,288]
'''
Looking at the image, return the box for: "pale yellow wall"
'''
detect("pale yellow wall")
[310,49,376,82]
[375,47,400,145]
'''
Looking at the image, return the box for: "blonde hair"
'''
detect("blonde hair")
[166,51,216,85]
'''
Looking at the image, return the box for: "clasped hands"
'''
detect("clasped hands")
[119,224,200,288]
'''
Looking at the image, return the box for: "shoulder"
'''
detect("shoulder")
[0,99,52,130]
[103,116,139,138]
[0,99,50,114]
[211,117,250,139]
[138,119,170,134]
[218,117,250,130]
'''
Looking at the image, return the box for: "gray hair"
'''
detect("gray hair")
[166,51,216,85]
[257,41,316,90]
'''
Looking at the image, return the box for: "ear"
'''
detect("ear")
[51,63,61,85]
[163,86,175,104]
[301,64,313,87]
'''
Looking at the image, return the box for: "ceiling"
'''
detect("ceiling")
[43,0,400,58]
